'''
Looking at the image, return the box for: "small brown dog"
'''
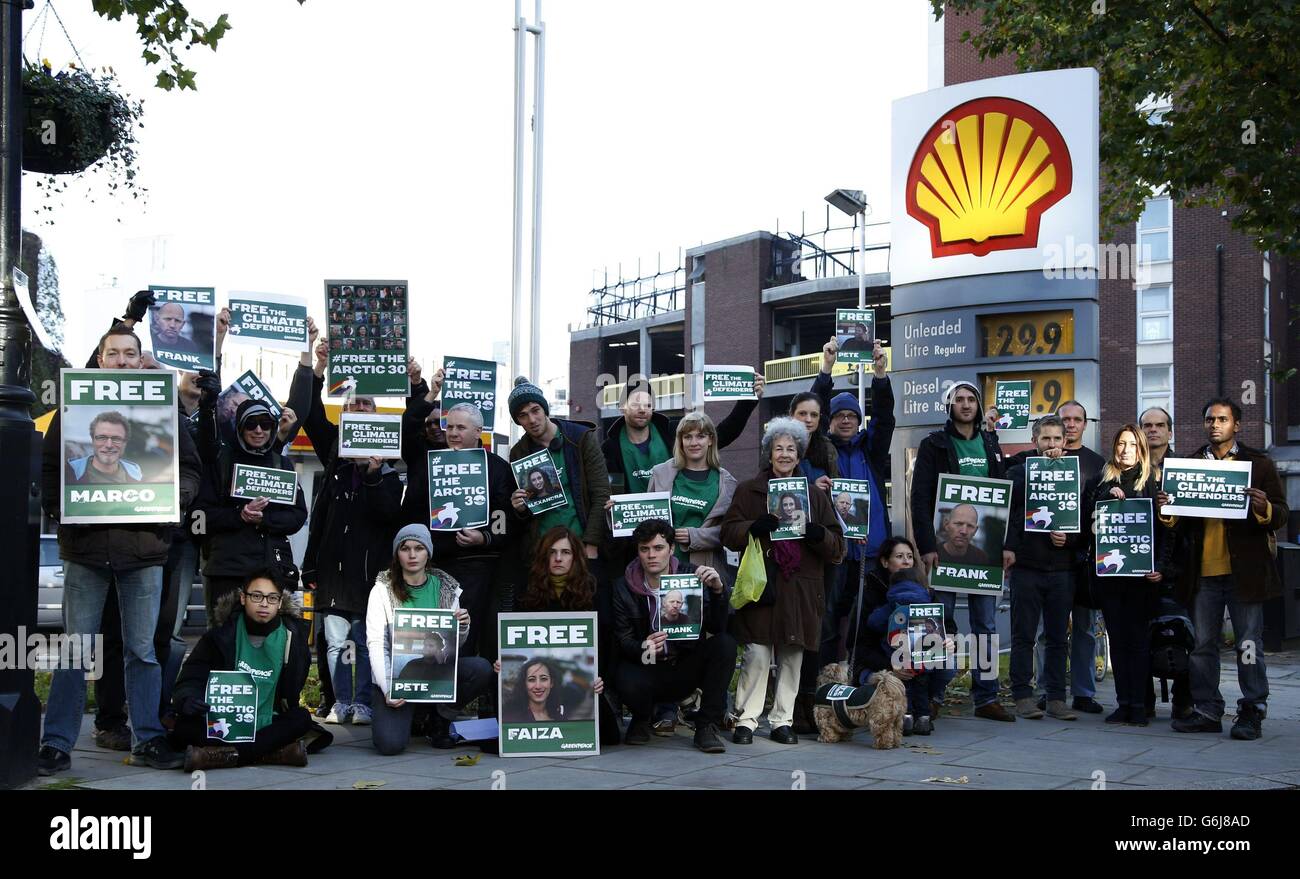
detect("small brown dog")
[813,662,907,749]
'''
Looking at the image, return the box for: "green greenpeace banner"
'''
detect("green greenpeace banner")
[768,476,810,541]
[60,369,180,525]
[205,671,257,743]
[609,492,672,537]
[231,464,299,506]
[227,292,309,352]
[427,448,491,531]
[1095,498,1154,577]
[390,609,459,702]
[1161,459,1252,520]
[658,573,702,641]
[339,413,402,458]
[832,478,871,541]
[835,308,876,363]
[993,380,1031,429]
[324,279,409,396]
[701,366,756,401]
[931,473,1012,595]
[1024,455,1081,533]
[498,612,600,757]
[512,449,569,515]
[148,285,216,373]
[442,357,498,431]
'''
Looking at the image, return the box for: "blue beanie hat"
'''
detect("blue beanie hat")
[392,523,434,557]
[508,376,549,421]
[829,391,862,423]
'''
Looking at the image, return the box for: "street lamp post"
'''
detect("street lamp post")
[824,188,870,417]
[511,0,546,441]
[0,0,42,790]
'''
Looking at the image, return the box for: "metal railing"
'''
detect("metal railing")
[599,372,687,407]
[585,255,686,328]
[772,210,892,285]
[764,348,891,384]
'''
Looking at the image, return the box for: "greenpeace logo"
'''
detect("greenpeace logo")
[50,810,151,859]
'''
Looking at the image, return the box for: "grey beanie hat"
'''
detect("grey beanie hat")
[392,523,434,557]
[508,375,549,421]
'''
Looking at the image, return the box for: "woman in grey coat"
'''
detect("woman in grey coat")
[647,412,739,578]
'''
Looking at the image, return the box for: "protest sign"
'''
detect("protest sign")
[148,285,216,372]
[60,369,180,525]
[216,370,282,452]
[230,463,299,506]
[835,308,876,363]
[609,492,673,537]
[1095,498,1155,576]
[892,602,946,669]
[931,473,1012,595]
[498,612,600,757]
[1161,459,1252,520]
[227,292,310,352]
[324,279,409,396]
[339,413,402,458]
[768,476,810,541]
[993,380,1032,429]
[1024,455,1082,533]
[442,357,498,432]
[427,448,491,531]
[512,449,569,515]
[831,478,871,541]
[658,573,702,641]
[701,366,757,402]
[389,608,459,702]
[205,671,257,743]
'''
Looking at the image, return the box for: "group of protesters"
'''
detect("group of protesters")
[34,290,1289,775]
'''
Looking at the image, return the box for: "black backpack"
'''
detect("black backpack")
[1149,595,1194,695]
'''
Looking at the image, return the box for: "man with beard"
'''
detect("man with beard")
[67,412,142,484]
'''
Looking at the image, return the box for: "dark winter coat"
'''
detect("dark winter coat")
[509,418,611,550]
[909,420,1006,557]
[611,559,730,663]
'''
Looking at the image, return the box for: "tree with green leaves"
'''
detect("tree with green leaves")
[933,0,1299,257]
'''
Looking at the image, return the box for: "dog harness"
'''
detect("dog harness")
[814,681,878,729]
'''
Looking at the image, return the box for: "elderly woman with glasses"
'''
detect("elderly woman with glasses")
[721,417,844,745]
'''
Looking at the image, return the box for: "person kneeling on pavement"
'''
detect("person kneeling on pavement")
[611,519,736,753]
[169,570,333,771]
[867,566,954,736]
[366,524,494,755]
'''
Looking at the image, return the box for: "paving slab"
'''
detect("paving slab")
[665,764,874,790]
[442,766,656,790]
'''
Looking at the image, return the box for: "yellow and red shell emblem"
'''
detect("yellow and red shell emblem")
[906,96,1072,258]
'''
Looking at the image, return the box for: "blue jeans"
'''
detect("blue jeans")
[1010,569,1072,701]
[1034,604,1097,699]
[1189,575,1268,720]
[371,657,493,755]
[937,590,1000,708]
[324,612,372,708]
[42,562,166,753]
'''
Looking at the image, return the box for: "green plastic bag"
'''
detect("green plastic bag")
[730,535,768,610]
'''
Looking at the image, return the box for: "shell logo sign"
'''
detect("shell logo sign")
[905,96,1073,259]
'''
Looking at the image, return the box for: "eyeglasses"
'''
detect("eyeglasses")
[243,591,282,605]
[244,418,276,432]
[92,435,127,445]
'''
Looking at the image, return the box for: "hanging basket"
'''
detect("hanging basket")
[21,64,135,176]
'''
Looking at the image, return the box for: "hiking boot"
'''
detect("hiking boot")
[651,717,676,737]
[93,725,132,752]
[1230,706,1263,741]
[974,702,1015,722]
[1072,697,1104,714]
[1105,707,1128,724]
[1015,697,1044,719]
[36,745,70,776]
[1172,712,1223,734]
[129,736,185,770]
[624,719,652,745]
[183,744,239,772]
[1046,700,1078,721]
[323,702,351,724]
[693,722,726,753]
[913,716,933,735]
[258,740,308,766]
[350,704,373,726]
[732,726,754,745]
[769,725,798,744]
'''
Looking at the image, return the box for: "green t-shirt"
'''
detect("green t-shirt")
[951,434,990,477]
[403,572,443,609]
[670,468,720,562]
[234,615,287,732]
[534,450,583,537]
[619,429,670,494]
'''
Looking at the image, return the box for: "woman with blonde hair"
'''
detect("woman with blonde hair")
[646,411,738,572]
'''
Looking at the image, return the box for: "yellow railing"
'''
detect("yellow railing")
[599,372,688,407]
[764,347,891,384]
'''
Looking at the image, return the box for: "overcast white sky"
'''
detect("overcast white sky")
[21,0,932,386]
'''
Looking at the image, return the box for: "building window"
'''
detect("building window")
[1138,365,1173,418]
[1137,284,1172,342]
[1137,197,1171,263]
